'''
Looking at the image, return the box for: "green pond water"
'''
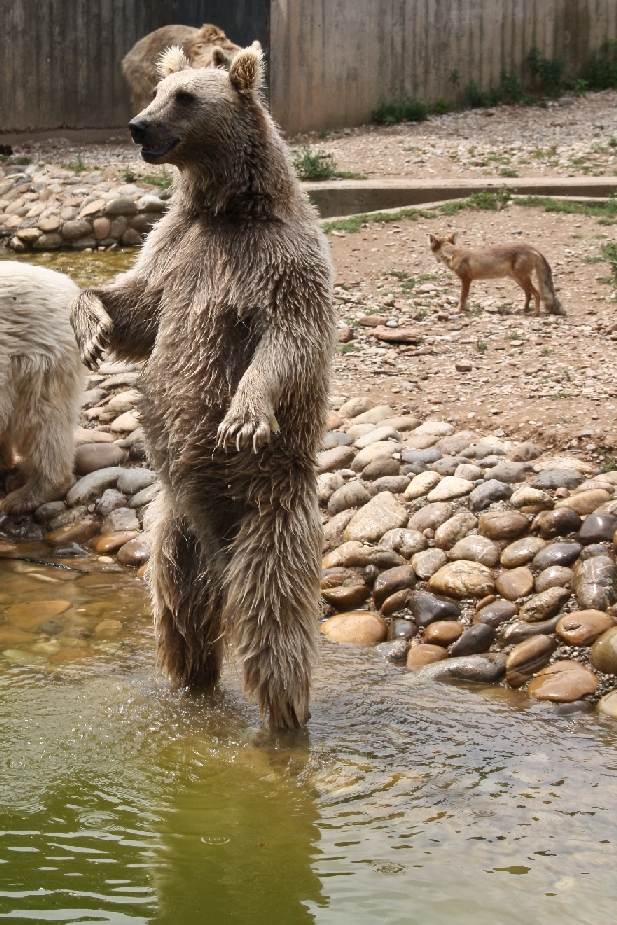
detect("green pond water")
[1,250,617,922]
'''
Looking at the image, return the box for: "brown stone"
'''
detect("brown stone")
[321,582,371,610]
[500,536,545,568]
[45,517,99,546]
[590,626,617,675]
[423,621,464,647]
[91,530,139,555]
[373,565,415,609]
[535,508,582,540]
[478,511,528,541]
[573,556,616,611]
[372,325,422,344]
[505,635,557,688]
[598,690,617,719]
[321,611,387,645]
[94,618,123,637]
[448,535,500,567]
[518,586,570,622]
[556,610,616,647]
[408,502,453,533]
[555,489,610,516]
[317,446,356,473]
[528,661,598,702]
[322,542,404,570]
[535,565,573,593]
[406,643,448,668]
[495,567,534,601]
[6,599,71,629]
[474,599,517,627]
[380,588,414,616]
[434,512,478,550]
[428,560,494,599]
[74,442,126,475]
[321,568,356,589]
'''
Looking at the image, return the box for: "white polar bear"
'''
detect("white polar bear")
[0,262,84,514]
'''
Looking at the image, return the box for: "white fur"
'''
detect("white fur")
[0,262,85,514]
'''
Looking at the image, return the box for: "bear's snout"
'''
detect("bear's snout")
[128,119,148,144]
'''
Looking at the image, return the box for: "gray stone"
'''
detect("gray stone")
[65,467,125,506]
[74,442,126,476]
[508,441,542,462]
[532,469,585,491]
[328,481,371,516]
[95,488,127,517]
[317,446,356,473]
[462,444,505,460]
[411,548,448,580]
[404,654,506,684]
[116,531,152,567]
[408,502,453,533]
[434,512,478,550]
[389,618,417,640]
[535,565,573,592]
[431,456,468,476]
[129,482,160,509]
[448,535,500,567]
[117,468,157,495]
[454,463,484,481]
[369,476,410,495]
[469,479,512,511]
[484,460,529,483]
[474,599,517,627]
[573,556,617,611]
[105,198,138,216]
[362,457,401,480]
[409,591,461,628]
[34,501,66,523]
[578,512,617,545]
[500,615,561,645]
[580,543,612,560]
[61,218,92,240]
[449,623,495,656]
[376,639,410,662]
[322,431,354,449]
[518,586,570,623]
[402,447,442,464]
[373,565,416,609]
[344,491,409,543]
[101,506,140,534]
[532,542,581,571]
[49,505,88,531]
[380,528,427,558]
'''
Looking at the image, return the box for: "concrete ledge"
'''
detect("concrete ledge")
[304,177,617,218]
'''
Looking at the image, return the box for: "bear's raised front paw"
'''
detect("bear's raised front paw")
[217,407,280,453]
[71,293,113,371]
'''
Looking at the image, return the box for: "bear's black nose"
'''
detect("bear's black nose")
[128,119,148,144]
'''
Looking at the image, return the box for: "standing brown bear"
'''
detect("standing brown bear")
[71,45,335,729]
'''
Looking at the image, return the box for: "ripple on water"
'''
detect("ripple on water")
[1,559,617,924]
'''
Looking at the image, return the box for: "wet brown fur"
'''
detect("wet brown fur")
[70,48,335,729]
[429,233,565,315]
[122,23,245,113]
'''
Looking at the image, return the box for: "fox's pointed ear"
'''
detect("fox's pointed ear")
[428,234,437,249]
[449,232,457,244]
[229,45,263,93]
[157,45,191,77]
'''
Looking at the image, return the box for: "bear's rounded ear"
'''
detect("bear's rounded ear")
[157,45,192,78]
[211,46,229,67]
[229,46,263,94]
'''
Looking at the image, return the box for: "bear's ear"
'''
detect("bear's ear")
[229,46,263,93]
[157,45,192,78]
[211,46,229,67]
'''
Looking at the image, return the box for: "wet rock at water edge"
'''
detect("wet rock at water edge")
[116,531,152,567]
[598,690,617,719]
[423,621,464,647]
[505,634,557,688]
[409,590,461,628]
[66,467,125,506]
[411,548,448,580]
[406,643,448,668]
[469,479,513,511]
[405,654,506,684]
[388,618,418,641]
[573,556,616,611]
[532,542,581,571]
[100,506,139,534]
[500,615,561,645]
[91,530,139,555]
[95,488,128,517]
[321,610,387,645]
[495,567,534,601]
[321,582,371,610]
[376,638,410,662]
[474,599,517,627]
[500,536,546,568]
[534,508,582,540]
[449,623,495,657]
[590,626,617,674]
[518,586,570,623]
[579,512,617,545]
[535,565,573,593]
[372,565,416,609]
[428,560,495,599]
[528,662,598,703]
[556,610,616,647]
[344,492,408,543]
[46,517,100,547]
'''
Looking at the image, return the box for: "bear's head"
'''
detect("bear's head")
[128,44,264,168]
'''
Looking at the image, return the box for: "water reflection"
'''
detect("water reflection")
[1,558,617,923]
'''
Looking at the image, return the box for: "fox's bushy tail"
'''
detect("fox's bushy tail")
[536,254,566,315]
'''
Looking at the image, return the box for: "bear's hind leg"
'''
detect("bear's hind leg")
[150,505,225,688]
[225,478,321,729]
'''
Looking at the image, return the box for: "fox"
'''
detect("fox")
[429,233,565,316]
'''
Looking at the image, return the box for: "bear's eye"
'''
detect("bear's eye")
[175,91,196,106]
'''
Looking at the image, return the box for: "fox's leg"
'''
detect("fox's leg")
[457,278,471,312]
[515,273,540,314]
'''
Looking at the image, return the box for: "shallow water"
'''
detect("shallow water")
[0,248,136,287]
[1,555,617,925]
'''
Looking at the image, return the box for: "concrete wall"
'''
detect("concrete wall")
[0,0,268,135]
[269,0,617,134]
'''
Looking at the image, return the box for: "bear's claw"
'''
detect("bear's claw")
[217,409,280,453]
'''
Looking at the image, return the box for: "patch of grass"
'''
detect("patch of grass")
[121,166,137,183]
[476,340,488,352]
[527,47,565,97]
[468,188,511,210]
[372,96,428,125]
[63,153,87,172]
[583,40,617,91]
[541,348,553,356]
[323,215,366,234]
[515,195,617,222]
[499,167,519,178]
[601,242,617,284]
[430,98,450,115]
[140,167,173,189]
[335,342,361,354]
[390,270,411,280]
[293,145,364,181]
[599,451,617,472]
[401,281,415,292]
[14,155,32,166]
